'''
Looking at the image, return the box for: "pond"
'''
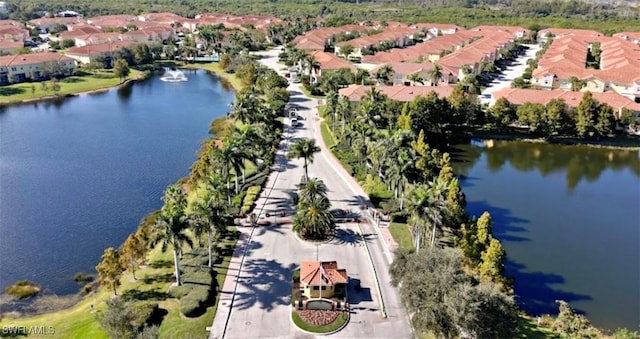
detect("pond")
[0,69,234,296]
[452,139,640,331]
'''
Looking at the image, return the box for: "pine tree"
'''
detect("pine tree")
[595,104,614,137]
[476,211,493,246]
[479,238,506,279]
[96,247,123,295]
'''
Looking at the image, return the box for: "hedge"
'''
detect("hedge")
[180,286,211,317]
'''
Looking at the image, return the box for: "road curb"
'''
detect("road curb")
[289,308,350,336]
[357,223,387,319]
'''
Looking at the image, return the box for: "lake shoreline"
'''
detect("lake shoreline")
[467,128,640,151]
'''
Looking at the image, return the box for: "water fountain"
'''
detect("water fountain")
[160,69,188,82]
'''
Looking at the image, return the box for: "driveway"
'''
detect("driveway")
[479,44,542,106]
[209,47,412,339]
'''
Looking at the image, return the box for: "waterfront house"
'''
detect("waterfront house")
[0,52,76,84]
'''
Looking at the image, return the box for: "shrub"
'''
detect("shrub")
[232,190,247,208]
[181,269,213,286]
[80,283,94,295]
[390,212,409,223]
[130,302,159,329]
[247,185,261,196]
[180,286,211,317]
[168,285,192,299]
[5,280,41,299]
[181,248,209,267]
[292,269,300,283]
[74,272,95,282]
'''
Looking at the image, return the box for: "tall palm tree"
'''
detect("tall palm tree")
[287,138,321,181]
[298,178,329,208]
[231,88,263,125]
[337,95,352,136]
[293,196,336,240]
[387,149,415,210]
[326,90,339,130]
[406,180,448,252]
[428,63,443,86]
[212,138,248,201]
[188,179,227,268]
[151,188,193,285]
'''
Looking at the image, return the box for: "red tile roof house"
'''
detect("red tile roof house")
[86,15,139,30]
[0,40,24,54]
[470,25,531,39]
[28,17,83,32]
[308,51,357,84]
[73,32,123,47]
[334,26,418,60]
[492,88,640,117]
[300,261,347,299]
[0,26,30,42]
[137,12,188,26]
[339,84,454,103]
[361,30,482,66]
[411,23,463,37]
[371,62,458,86]
[0,52,76,84]
[58,25,103,42]
[531,35,640,101]
[65,40,137,64]
[614,32,640,45]
[293,25,369,51]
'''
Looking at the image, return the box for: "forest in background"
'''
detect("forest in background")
[4,0,640,34]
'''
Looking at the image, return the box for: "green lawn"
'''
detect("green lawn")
[299,85,324,99]
[0,69,143,104]
[389,222,414,251]
[320,121,338,149]
[0,227,239,339]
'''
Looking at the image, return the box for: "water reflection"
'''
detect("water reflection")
[117,83,133,102]
[454,139,640,190]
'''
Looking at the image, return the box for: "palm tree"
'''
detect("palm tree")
[408,72,424,86]
[427,63,443,86]
[374,64,394,86]
[387,149,415,210]
[287,138,321,181]
[293,196,336,240]
[355,68,370,85]
[303,54,319,82]
[337,95,352,136]
[188,179,227,268]
[406,180,448,252]
[298,178,329,208]
[212,138,247,201]
[151,187,193,285]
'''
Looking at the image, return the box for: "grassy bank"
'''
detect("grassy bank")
[0,69,144,105]
[182,62,244,91]
[0,227,239,338]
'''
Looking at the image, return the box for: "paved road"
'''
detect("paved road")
[480,44,542,106]
[209,47,412,339]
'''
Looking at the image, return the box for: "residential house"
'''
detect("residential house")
[339,84,454,103]
[300,261,347,299]
[491,88,640,117]
[293,24,368,51]
[614,32,640,45]
[0,52,76,84]
[0,40,23,54]
[58,25,103,41]
[411,23,462,37]
[86,15,138,30]
[334,27,417,59]
[28,17,83,32]
[137,12,187,26]
[370,62,457,86]
[362,30,482,65]
[536,28,603,42]
[65,40,136,64]
[531,35,640,100]
[470,25,530,39]
[307,51,356,83]
[0,26,30,42]
[122,26,175,43]
[74,32,122,47]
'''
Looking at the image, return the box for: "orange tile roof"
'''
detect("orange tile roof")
[363,30,481,64]
[309,51,356,71]
[294,24,369,50]
[65,40,136,56]
[0,52,75,66]
[335,27,416,48]
[492,88,640,112]
[300,261,347,286]
[339,84,454,102]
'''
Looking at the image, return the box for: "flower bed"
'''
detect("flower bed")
[296,309,340,327]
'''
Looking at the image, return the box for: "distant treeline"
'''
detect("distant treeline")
[5,0,640,33]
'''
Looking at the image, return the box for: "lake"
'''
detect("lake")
[452,139,640,331]
[0,69,234,296]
